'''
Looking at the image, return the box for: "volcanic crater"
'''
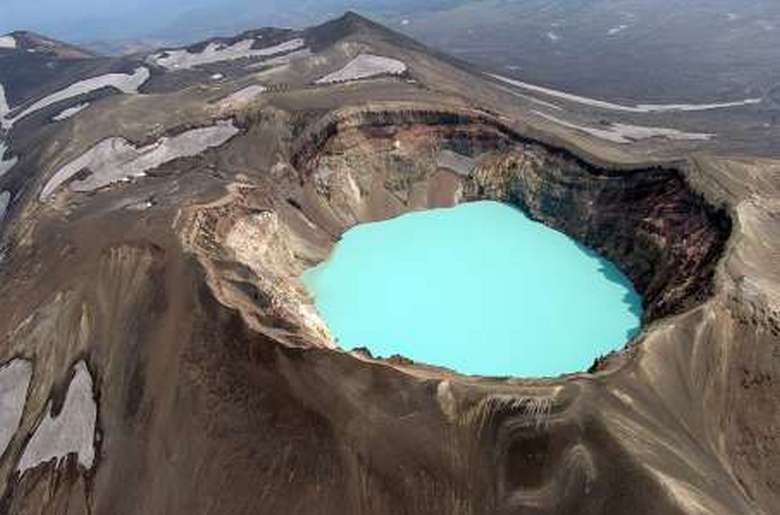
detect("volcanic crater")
[0,11,777,515]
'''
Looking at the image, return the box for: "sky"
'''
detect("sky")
[1,0,179,39]
[0,0,462,43]
[0,0,298,41]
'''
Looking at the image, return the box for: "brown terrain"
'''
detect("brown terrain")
[0,12,778,515]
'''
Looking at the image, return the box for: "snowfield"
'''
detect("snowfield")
[494,83,562,110]
[0,141,18,177]
[0,36,16,49]
[0,83,9,117]
[316,54,407,84]
[52,102,90,121]
[490,74,762,113]
[245,48,312,70]
[41,120,239,200]
[534,111,713,144]
[0,359,32,458]
[18,361,97,472]
[0,191,9,222]
[149,38,306,70]
[2,67,150,129]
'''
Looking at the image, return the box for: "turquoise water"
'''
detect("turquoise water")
[302,201,642,377]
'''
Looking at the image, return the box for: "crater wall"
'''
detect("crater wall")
[290,107,731,324]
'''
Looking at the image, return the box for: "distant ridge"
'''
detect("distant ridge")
[3,31,97,59]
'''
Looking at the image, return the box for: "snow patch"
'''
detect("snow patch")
[316,54,407,84]
[245,47,312,70]
[0,141,18,177]
[0,359,32,458]
[0,190,10,223]
[0,83,9,117]
[534,111,713,144]
[607,25,629,36]
[637,99,762,112]
[41,120,239,200]
[3,67,149,129]
[489,74,762,113]
[0,36,16,49]
[125,200,154,211]
[18,361,97,472]
[494,84,562,110]
[608,123,713,142]
[149,38,305,70]
[52,102,90,122]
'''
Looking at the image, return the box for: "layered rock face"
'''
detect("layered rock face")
[292,108,730,323]
[471,143,730,323]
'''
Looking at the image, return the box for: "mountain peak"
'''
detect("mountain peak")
[305,10,423,53]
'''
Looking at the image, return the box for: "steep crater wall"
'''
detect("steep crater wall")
[292,108,732,327]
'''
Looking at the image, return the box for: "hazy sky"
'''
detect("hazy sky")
[0,0,307,41]
[0,0,453,42]
[1,0,162,25]
[1,0,189,38]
